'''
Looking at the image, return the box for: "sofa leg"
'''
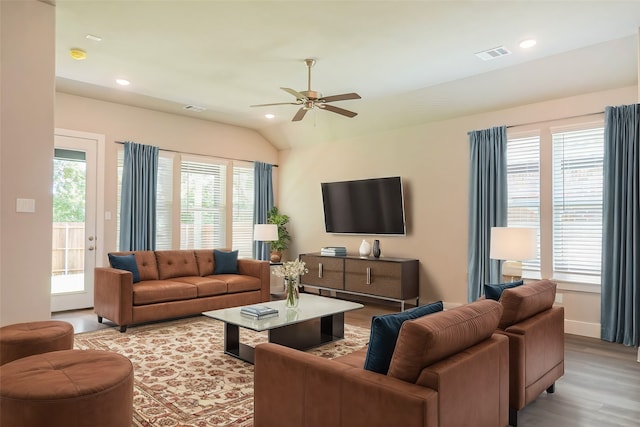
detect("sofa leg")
[119,325,127,333]
[509,408,518,427]
[97,315,103,323]
[546,383,555,394]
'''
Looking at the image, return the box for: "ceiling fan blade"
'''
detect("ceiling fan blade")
[250,102,300,107]
[281,87,307,100]
[292,108,308,122]
[319,104,358,118]
[321,92,361,103]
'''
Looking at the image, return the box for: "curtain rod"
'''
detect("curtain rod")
[506,111,604,129]
[114,140,278,167]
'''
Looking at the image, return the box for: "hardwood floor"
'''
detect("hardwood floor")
[54,301,639,427]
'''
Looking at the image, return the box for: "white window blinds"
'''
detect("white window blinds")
[552,127,604,283]
[232,164,255,258]
[155,154,174,250]
[506,135,541,275]
[180,157,227,249]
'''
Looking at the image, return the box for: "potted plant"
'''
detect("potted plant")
[267,206,290,262]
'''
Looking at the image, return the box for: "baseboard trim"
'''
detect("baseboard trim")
[564,319,600,338]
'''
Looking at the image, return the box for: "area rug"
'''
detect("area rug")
[74,316,370,427]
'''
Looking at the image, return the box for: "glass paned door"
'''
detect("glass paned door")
[51,134,97,311]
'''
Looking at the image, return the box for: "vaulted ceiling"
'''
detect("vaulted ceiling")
[55,1,640,149]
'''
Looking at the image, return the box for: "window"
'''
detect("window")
[117,149,259,254]
[232,164,255,258]
[506,135,540,274]
[552,127,604,283]
[507,123,604,286]
[180,156,227,249]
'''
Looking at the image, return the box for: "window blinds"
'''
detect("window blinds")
[552,127,604,282]
[180,157,227,250]
[232,164,255,258]
[507,135,541,274]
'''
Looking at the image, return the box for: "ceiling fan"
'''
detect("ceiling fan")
[250,58,361,122]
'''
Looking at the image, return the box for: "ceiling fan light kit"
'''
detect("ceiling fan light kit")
[251,58,361,122]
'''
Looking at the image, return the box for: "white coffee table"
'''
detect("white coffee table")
[203,293,363,364]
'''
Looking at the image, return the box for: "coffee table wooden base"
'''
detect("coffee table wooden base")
[223,312,345,364]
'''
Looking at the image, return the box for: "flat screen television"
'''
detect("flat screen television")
[321,176,406,235]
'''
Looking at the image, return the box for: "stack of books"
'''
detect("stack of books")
[320,246,347,256]
[240,305,279,320]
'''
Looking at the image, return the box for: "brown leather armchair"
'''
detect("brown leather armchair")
[254,299,510,427]
[496,279,564,426]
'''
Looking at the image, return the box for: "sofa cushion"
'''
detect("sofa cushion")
[484,279,524,301]
[194,249,215,276]
[172,276,227,297]
[388,299,503,383]
[364,301,444,374]
[498,279,557,329]
[219,274,262,293]
[108,253,140,283]
[214,250,239,274]
[155,250,199,280]
[132,280,197,305]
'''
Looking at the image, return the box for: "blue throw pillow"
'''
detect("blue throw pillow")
[214,249,239,274]
[363,301,444,375]
[108,253,140,283]
[484,280,524,301]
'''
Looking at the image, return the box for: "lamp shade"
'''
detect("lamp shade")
[253,224,278,241]
[489,227,536,260]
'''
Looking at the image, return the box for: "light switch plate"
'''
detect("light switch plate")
[16,198,35,213]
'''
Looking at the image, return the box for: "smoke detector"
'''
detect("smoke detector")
[69,48,87,60]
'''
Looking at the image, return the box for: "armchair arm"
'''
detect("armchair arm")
[500,306,564,409]
[93,267,134,327]
[237,259,270,301]
[254,343,438,427]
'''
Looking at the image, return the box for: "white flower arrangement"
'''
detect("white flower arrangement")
[271,259,308,280]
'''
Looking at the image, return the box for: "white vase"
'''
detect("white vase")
[359,240,371,257]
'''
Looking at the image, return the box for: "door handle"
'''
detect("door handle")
[88,236,95,241]
[366,267,371,285]
[318,263,323,278]
[88,246,95,251]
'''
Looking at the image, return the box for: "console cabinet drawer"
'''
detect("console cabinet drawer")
[300,255,344,290]
[345,259,403,299]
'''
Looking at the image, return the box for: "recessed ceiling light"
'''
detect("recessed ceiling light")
[116,79,130,86]
[265,114,275,119]
[519,39,537,49]
[85,34,102,42]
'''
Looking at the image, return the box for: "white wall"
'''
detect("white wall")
[278,85,639,336]
[0,0,55,325]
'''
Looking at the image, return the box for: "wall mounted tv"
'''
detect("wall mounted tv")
[321,176,406,235]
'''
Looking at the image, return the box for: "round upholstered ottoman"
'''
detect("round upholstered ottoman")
[0,320,74,365]
[0,349,134,427]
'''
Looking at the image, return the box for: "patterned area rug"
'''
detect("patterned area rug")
[74,316,370,427]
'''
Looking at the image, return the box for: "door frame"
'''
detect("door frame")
[51,128,105,311]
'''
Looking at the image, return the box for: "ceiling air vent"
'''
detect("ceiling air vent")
[475,46,512,61]
[183,105,206,112]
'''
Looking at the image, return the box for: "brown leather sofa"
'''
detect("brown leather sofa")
[94,249,270,332]
[496,279,564,426]
[254,299,510,427]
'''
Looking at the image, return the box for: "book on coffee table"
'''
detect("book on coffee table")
[240,305,279,319]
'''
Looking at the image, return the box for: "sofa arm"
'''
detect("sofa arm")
[254,343,438,427]
[237,259,270,302]
[94,267,134,328]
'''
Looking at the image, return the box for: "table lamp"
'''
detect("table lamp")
[490,227,536,281]
[253,224,279,260]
